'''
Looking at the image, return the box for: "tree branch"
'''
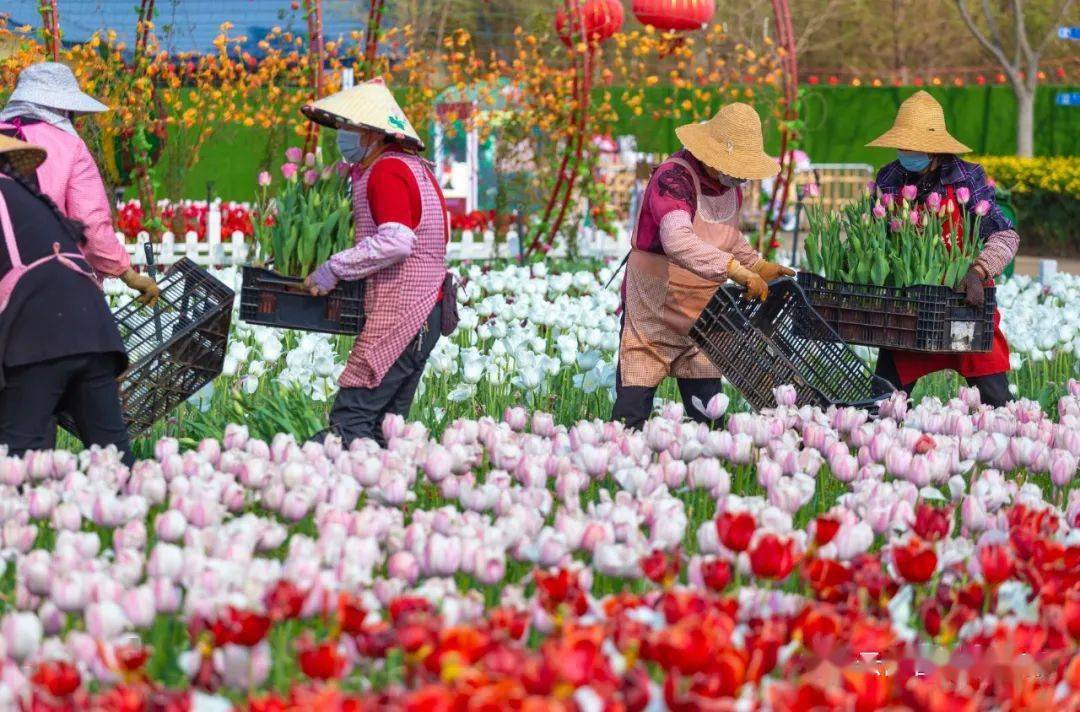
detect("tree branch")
[1036,0,1076,53]
[1012,0,1035,66]
[954,0,1020,77]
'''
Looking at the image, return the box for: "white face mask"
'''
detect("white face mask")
[337,130,372,164]
[715,172,748,189]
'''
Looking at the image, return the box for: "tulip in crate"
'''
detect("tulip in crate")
[241,149,364,334]
[799,190,996,352]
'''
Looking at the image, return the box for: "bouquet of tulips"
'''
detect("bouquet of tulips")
[253,148,354,278]
[803,185,990,289]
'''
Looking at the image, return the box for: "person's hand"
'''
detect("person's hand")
[728,259,769,301]
[305,262,338,296]
[120,268,160,307]
[956,264,987,307]
[752,260,796,281]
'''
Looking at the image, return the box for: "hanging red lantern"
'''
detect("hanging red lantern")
[632,0,716,31]
[555,0,624,47]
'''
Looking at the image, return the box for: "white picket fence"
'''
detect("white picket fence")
[121,218,631,267]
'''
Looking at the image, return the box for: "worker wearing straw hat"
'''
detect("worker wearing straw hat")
[612,103,793,429]
[867,91,1018,407]
[302,79,453,448]
[0,62,159,303]
[0,135,133,464]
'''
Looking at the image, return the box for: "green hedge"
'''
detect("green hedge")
[157,84,1079,201]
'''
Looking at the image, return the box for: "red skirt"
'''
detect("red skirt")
[890,308,1011,384]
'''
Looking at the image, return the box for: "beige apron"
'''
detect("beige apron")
[619,156,743,388]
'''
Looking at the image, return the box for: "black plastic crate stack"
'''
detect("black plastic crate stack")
[689,278,892,412]
[239,266,365,335]
[61,258,234,438]
[796,272,995,353]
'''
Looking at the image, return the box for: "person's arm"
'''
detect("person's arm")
[68,139,130,277]
[966,165,1019,279]
[306,159,421,294]
[658,210,737,282]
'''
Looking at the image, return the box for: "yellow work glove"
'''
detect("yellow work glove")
[120,268,161,307]
[752,259,796,282]
[728,259,768,301]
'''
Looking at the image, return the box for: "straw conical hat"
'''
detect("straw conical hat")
[0,134,46,178]
[866,90,971,154]
[302,78,424,150]
[674,103,779,181]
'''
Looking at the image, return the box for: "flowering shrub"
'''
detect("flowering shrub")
[115,200,256,242]
[1,384,1079,707]
[450,209,498,234]
[976,156,1080,199]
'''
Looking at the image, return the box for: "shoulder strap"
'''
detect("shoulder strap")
[0,179,24,269]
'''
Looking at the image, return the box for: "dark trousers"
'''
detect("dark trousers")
[611,362,726,430]
[0,353,133,466]
[874,349,1013,408]
[325,302,441,448]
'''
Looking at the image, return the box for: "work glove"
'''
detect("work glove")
[752,259,796,281]
[955,264,986,307]
[120,268,161,308]
[304,262,338,297]
[728,259,768,302]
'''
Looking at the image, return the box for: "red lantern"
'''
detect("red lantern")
[632,0,716,31]
[555,0,624,46]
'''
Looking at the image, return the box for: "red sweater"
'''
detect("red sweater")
[366,157,422,228]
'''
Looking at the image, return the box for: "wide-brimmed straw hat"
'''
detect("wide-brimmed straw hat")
[674,103,779,180]
[0,134,47,178]
[866,90,971,154]
[8,62,109,114]
[301,78,424,150]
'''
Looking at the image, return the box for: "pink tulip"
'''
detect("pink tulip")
[881,192,894,208]
[51,574,88,613]
[961,495,988,532]
[2,612,42,662]
[280,162,299,180]
[86,601,128,639]
[474,548,507,585]
[691,393,729,421]
[387,551,420,584]
[257,171,272,187]
[925,191,942,212]
[215,642,271,690]
[689,458,728,492]
[382,414,406,443]
[0,458,25,487]
[833,521,873,559]
[804,182,820,198]
[756,457,783,489]
[872,202,887,219]
[147,543,184,580]
[773,385,798,407]
[284,147,303,163]
[1049,450,1077,488]
[901,184,918,201]
[304,152,317,167]
[956,186,971,204]
[424,533,463,577]
[888,218,902,232]
[119,587,156,629]
[154,509,187,542]
[302,169,319,186]
[973,199,991,216]
[908,209,921,225]
[531,411,556,437]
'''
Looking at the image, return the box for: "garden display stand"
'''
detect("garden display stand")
[59,255,234,438]
[795,272,996,353]
[690,278,892,412]
[240,266,365,335]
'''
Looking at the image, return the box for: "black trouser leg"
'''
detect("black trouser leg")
[0,354,131,466]
[0,359,70,456]
[873,350,916,396]
[61,354,134,467]
[611,360,657,430]
[677,377,726,427]
[966,373,1012,408]
[328,303,441,448]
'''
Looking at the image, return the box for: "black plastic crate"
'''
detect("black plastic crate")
[60,258,234,438]
[796,272,995,353]
[239,266,365,335]
[689,278,893,412]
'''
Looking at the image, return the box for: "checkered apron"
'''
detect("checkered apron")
[619,156,744,388]
[339,152,447,389]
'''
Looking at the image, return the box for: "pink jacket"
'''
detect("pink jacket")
[0,120,130,278]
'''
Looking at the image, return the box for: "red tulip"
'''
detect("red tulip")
[803,556,851,602]
[913,434,936,454]
[265,580,308,621]
[488,607,529,641]
[113,644,150,674]
[715,511,756,552]
[247,694,290,712]
[700,557,732,591]
[31,660,81,698]
[812,515,841,547]
[640,549,681,587]
[215,607,271,647]
[1065,590,1080,641]
[388,595,433,624]
[297,639,348,680]
[893,537,938,584]
[749,534,798,581]
[337,592,367,635]
[913,504,952,542]
[978,543,1013,585]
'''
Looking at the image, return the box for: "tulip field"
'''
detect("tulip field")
[0,260,1066,708]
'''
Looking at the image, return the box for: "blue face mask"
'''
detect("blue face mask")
[337,130,370,164]
[898,150,931,173]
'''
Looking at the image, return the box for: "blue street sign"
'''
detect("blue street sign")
[1059,26,1080,40]
[1056,92,1080,106]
